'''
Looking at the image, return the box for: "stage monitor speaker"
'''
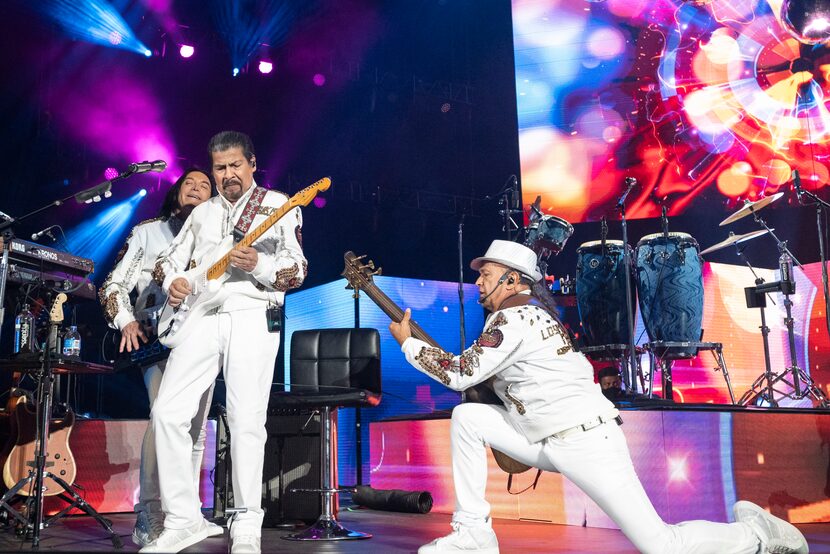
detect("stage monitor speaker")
[213,411,322,525]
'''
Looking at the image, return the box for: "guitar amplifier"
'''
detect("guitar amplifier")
[213,411,322,525]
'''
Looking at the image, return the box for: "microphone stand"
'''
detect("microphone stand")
[617,195,639,394]
[0,167,136,349]
[796,186,830,335]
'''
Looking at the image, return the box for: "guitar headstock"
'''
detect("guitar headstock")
[342,251,382,290]
[49,293,67,324]
[291,177,331,208]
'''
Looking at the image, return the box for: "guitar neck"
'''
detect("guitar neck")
[207,201,293,280]
[358,281,440,348]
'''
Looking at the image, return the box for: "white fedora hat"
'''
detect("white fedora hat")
[470,240,543,282]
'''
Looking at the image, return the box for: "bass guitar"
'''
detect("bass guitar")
[341,251,533,475]
[158,177,331,348]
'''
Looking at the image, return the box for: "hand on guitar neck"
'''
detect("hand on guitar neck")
[388,308,413,346]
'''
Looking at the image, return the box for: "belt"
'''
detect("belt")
[550,414,623,440]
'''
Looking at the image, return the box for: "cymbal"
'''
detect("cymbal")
[719,192,784,226]
[700,229,772,255]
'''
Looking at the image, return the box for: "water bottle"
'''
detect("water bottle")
[13,304,35,354]
[62,325,82,358]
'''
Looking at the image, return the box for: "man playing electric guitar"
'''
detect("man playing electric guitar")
[142,131,307,554]
[99,167,216,547]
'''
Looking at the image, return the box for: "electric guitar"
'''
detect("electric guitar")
[1,293,77,495]
[158,178,331,348]
[341,251,533,475]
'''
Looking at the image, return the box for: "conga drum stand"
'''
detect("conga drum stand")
[644,341,735,404]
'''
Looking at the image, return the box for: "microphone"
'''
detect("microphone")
[31,225,58,241]
[128,160,167,174]
[509,175,520,210]
[616,177,638,209]
[792,169,803,204]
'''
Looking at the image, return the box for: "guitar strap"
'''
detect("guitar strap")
[232,186,268,243]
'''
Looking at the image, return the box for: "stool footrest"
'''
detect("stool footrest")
[281,517,372,541]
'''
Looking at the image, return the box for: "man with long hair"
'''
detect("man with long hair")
[99,168,218,546]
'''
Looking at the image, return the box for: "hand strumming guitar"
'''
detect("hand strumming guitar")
[389,307,413,346]
[168,278,192,307]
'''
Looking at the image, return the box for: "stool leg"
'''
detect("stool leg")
[282,406,371,541]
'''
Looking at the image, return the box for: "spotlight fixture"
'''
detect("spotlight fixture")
[258,60,273,74]
[179,44,195,58]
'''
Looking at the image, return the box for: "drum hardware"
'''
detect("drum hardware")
[615,177,641,393]
[792,168,830,338]
[645,341,735,404]
[725,204,829,407]
[486,175,522,241]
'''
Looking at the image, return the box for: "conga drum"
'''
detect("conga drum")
[575,240,636,357]
[634,232,704,359]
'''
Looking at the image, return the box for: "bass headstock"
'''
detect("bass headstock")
[49,293,68,324]
[342,251,382,291]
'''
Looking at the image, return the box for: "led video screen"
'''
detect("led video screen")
[513,0,827,222]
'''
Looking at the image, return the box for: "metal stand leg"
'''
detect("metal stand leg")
[282,406,371,541]
[712,346,736,405]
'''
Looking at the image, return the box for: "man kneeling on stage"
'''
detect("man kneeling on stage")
[389,239,808,554]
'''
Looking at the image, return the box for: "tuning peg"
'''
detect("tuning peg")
[366,260,375,270]
[373,267,383,276]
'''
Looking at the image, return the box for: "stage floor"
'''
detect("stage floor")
[0,510,826,553]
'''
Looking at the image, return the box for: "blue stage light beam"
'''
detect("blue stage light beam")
[211,0,302,74]
[64,190,146,275]
[33,0,152,57]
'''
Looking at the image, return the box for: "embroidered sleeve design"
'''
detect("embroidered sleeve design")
[102,292,120,325]
[273,263,303,292]
[152,259,166,286]
[414,347,453,385]
[257,206,276,217]
[113,237,131,265]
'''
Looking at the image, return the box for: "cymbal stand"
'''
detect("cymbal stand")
[0,309,122,548]
[738,220,829,407]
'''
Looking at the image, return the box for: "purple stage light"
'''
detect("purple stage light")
[312,196,326,208]
[104,167,119,180]
[313,73,326,86]
[258,60,273,74]
[179,44,194,58]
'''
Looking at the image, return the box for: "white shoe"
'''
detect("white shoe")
[132,510,165,547]
[733,501,809,554]
[230,534,261,553]
[205,519,224,537]
[139,520,209,553]
[418,521,499,553]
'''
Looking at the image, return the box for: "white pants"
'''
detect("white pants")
[137,360,214,514]
[152,309,279,536]
[451,403,761,554]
